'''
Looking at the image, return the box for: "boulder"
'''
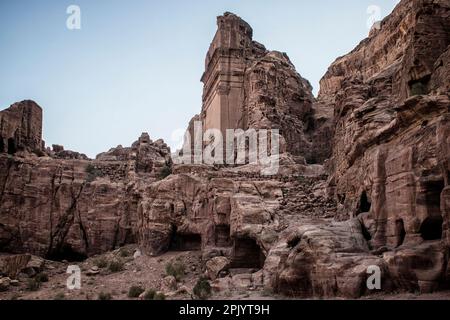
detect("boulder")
[206,257,230,280]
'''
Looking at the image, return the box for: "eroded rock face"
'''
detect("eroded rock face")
[0,124,171,260]
[0,0,449,299]
[195,12,331,164]
[0,101,43,155]
[319,0,450,293]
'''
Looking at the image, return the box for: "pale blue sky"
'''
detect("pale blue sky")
[0,0,399,157]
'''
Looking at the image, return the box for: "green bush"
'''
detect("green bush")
[94,257,108,268]
[108,259,125,273]
[119,248,131,258]
[26,278,41,291]
[98,292,112,300]
[128,286,145,298]
[193,278,212,300]
[154,292,166,300]
[53,292,66,300]
[159,165,172,179]
[143,289,156,300]
[35,272,49,283]
[165,261,185,281]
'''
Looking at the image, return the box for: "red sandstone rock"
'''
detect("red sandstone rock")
[1,0,449,299]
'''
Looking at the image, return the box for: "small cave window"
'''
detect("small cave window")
[215,225,232,247]
[395,219,406,247]
[409,75,430,96]
[231,237,265,269]
[7,138,16,155]
[420,216,443,241]
[424,180,444,217]
[170,203,175,214]
[357,191,371,215]
[169,227,202,251]
[0,137,4,153]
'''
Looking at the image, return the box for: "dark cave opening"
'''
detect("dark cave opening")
[420,216,443,241]
[361,224,372,242]
[231,237,265,269]
[7,138,16,155]
[215,224,232,247]
[409,75,430,96]
[0,137,4,153]
[169,228,202,251]
[47,244,87,262]
[424,180,444,216]
[395,219,406,247]
[357,191,371,215]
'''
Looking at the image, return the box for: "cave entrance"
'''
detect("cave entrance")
[0,136,4,153]
[395,219,406,247]
[420,216,443,241]
[7,138,16,155]
[357,191,371,215]
[169,229,202,251]
[47,244,87,262]
[409,75,430,96]
[424,180,444,216]
[231,237,265,269]
[215,225,232,247]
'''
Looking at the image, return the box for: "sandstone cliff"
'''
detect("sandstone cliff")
[1,0,450,299]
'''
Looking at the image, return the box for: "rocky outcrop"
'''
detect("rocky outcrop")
[0,118,171,260]
[0,100,43,155]
[1,0,449,299]
[319,0,450,293]
[196,12,331,164]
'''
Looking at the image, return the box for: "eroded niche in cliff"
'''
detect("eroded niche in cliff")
[395,219,406,247]
[0,136,4,153]
[357,191,371,215]
[169,227,202,251]
[215,225,232,247]
[409,76,431,96]
[7,138,16,155]
[425,180,444,216]
[231,237,265,269]
[420,216,443,241]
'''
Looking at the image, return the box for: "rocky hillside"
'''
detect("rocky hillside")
[1,0,449,299]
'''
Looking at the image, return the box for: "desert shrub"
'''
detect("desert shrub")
[108,259,125,273]
[143,289,156,300]
[193,278,212,300]
[119,248,131,258]
[159,165,172,179]
[53,292,66,300]
[165,261,185,281]
[98,292,112,300]
[93,257,108,268]
[26,278,41,291]
[35,272,49,283]
[154,292,166,300]
[128,286,145,298]
[10,294,21,300]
